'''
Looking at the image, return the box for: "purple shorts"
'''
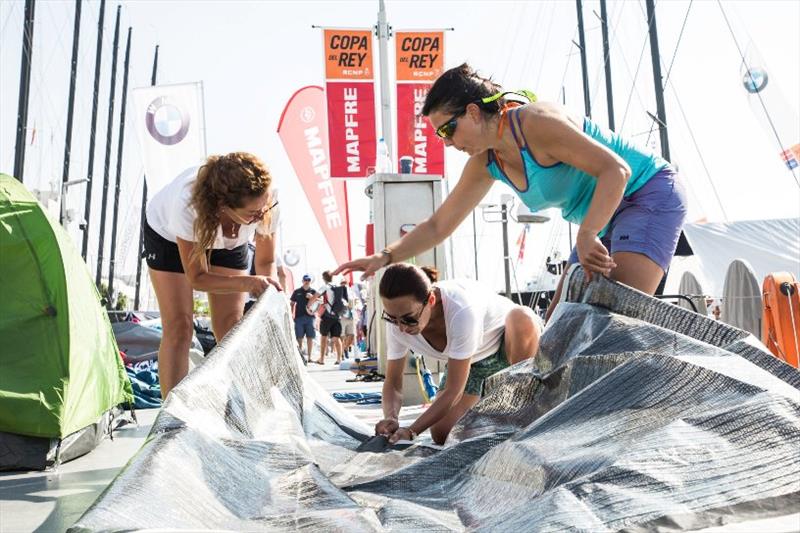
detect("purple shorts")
[569,167,687,272]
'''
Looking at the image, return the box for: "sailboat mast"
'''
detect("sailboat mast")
[134,44,159,311]
[60,0,82,224]
[107,26,132,302]
[81,0,106,260]
[13,0,36,183]
[599,0,615,130]
[645,0,670,161]
[575,0,591,118]
[95,5,121,288]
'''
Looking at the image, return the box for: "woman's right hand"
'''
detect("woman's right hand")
[375,418,399,437]
[334,253,388,280]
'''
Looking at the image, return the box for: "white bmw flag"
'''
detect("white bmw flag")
[132,82,207,195]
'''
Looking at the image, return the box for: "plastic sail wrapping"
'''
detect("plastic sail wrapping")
[71,266,800,532]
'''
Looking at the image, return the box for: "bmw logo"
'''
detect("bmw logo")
[284,249,301,267]
[300,106,315,124]
[145,96,190,145]
[742,67,768,94]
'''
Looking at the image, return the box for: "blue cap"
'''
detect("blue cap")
[302,274,312,281]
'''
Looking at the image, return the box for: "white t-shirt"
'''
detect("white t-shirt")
[146,166,280,249]
[386,279,516,363]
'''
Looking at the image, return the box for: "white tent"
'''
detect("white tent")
[667,218,800,300]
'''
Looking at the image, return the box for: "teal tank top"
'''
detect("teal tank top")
[486,108,668,234]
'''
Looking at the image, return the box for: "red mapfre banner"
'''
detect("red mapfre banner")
[325,81,376,178]
[277,86,351,266]
[395,31,445,175]
[323,29,376,178]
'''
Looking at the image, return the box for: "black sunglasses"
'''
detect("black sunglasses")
[433,90,538,140]
[382,297,429,327]
[251,200,279,218]
[434,110,466,139]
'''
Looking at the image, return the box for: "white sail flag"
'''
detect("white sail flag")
[740,43,800,174]
[131,82,207,196]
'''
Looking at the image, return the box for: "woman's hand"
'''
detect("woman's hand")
[375,418,399,437]
[246,275,282,297]
[387,427,415,444]
[334,253,389,280]
[576,230,616,280]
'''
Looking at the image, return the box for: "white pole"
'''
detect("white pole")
[377,0,393,154]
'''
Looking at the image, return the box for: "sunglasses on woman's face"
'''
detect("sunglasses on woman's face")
[381,297,429,327]
[434,110,465,139]
[230,200,279,223]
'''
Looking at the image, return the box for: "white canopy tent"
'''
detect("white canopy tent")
[666,218,800,300]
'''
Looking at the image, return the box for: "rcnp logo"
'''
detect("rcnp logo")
[145,96,190,145]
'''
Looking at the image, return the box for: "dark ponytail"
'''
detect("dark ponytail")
[422,63,505,117]
[379,263,438,302]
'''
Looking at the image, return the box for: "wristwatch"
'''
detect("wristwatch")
[380,248,393,266]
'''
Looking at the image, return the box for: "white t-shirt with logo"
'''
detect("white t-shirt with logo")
[146,166,280,249]
[386,279,516,363]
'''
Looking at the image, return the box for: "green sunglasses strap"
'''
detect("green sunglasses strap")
[481,89,538,104]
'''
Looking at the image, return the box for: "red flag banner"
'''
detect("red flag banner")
[323,29,376,178]
[277,86,352,266]
[395,31,445,175]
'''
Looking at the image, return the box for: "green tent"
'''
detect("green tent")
[0,174,132,470]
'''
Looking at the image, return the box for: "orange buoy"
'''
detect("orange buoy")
[761,272,800,368]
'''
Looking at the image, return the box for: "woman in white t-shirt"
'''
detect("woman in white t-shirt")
[375,263,541,445]
[144,152,281,398]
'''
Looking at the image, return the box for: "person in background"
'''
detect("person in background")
[374,263,541,445]
[336,63,687,322]
[339,279,356,358]
[144,152,281,398]
[312,271,344,365]
[289,274,317,362]
[356,286,369,353]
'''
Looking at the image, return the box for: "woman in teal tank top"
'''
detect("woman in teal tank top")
[336,64,687,319]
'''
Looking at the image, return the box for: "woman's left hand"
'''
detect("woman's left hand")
[388,426,415,444]
[265,276,283,292]
[576,230,616,280]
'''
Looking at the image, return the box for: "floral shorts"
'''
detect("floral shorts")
[439,336,508,397]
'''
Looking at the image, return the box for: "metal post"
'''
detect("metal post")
[107,26,131,303]
[13,0,36,183]
[134,44,159,311]
[501,203,511,299]
[81,0,106,259]
[575,0,591,118]
[377,0,393,152]
[472,209,479,281]
[645,0,670,161]
[599,0,615,130]
[60,0,82,224]
[96,5,121,288]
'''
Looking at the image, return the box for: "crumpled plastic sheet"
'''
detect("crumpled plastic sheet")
[70,266,800,532]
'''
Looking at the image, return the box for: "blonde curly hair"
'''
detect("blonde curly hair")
[190,152,272,268]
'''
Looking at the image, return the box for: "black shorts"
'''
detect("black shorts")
[319,316,342,338]
[143,220,249,273]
